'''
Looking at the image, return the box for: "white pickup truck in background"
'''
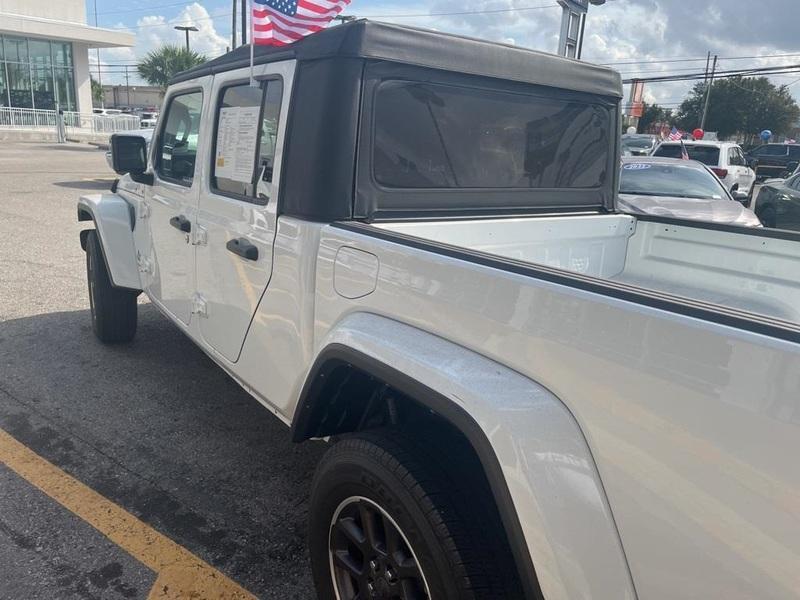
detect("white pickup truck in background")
[78,21,800,600]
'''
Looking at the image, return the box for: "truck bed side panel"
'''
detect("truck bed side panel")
[312,223,800,600]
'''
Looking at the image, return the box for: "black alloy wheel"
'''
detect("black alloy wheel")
[309,431,525,600]
[329,496,429,600]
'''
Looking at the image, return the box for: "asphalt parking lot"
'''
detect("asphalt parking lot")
[0,142,324,598]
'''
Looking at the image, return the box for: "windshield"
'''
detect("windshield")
[654,144,720,166]
[619,162,727,200]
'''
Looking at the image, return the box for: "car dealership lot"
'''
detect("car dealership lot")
[0,142,322,599]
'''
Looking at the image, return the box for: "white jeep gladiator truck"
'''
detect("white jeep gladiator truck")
[78,21,800,600]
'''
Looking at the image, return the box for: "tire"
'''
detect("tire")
[85,229,138,343]
[758,206,777,228]
[308,430,524,600]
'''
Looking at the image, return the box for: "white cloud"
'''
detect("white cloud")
[92,3,229,86]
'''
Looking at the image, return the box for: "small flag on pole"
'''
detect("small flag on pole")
[680,139,690,160]
[668,126,682,141]
[252,0,352,46]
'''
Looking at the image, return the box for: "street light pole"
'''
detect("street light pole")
[241,0,248,45]
[174,25,199,52]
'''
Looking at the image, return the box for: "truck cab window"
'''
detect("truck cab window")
[212,79,283,199]
[156,91,203,185]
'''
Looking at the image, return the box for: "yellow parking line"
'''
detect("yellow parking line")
[0,427,256,600]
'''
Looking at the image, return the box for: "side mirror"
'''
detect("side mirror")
[732,190,749,204]
[747,158,759,170]
[111,134,153,185]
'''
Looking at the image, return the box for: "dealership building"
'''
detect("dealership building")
[0,0,133,113]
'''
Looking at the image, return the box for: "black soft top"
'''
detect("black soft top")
[172,19,622,98]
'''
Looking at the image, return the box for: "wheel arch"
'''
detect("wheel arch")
[292,313,637,600]
[77,194,141,292]
[292,342,545,600]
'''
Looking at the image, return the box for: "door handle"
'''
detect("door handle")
[226,237,259,261]
[169,215,191,233]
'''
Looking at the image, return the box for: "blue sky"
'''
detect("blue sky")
[88,0,800,111]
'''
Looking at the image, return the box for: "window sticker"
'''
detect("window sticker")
[215,106,261,184]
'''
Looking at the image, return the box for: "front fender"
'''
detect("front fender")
[299,313,636,600]
[78,193,141,291]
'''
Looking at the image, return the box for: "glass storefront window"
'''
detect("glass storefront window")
[52,42,72,68]
[32,65,56,110]
[7,62,32,108]
[29,40,52,68]
[0,67,8,107]
[0,36,76,111]
[4,37,28,63]
[54,68,75,112]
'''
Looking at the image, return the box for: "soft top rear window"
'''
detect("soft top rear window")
[373,80,611,190]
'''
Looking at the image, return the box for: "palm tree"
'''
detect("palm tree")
[137,45,207,89]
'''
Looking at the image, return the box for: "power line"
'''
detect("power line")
[350,4,560,19]
[623,64,800,84]
[596,52,800,66]
[98,1,194,16]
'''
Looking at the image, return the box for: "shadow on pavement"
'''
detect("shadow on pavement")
[0,304,323,599]
[53,179,115,191]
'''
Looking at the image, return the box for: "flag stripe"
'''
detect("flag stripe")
[252,0,350,46]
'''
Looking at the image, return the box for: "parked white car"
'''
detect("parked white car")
[138,111,158,129]
[79,21,800,600]
[653,140,757,200]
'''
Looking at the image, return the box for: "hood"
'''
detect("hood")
[618,194,762,227]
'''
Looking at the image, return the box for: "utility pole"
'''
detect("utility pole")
[700,54,718,131]
[94,0,103,108]
[125,66,130,107]
[704,51,711,83]
[232,0,238,48]
[241,0,248,46]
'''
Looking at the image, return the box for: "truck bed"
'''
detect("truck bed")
[376,213,800,327]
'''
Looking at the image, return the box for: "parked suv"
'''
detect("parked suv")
[653,140,756,200]
[745,143,800,179]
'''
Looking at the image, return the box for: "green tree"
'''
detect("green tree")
[675,76,800,139]
[90,76,104,105]
[638,102,673,133]
[137,45,207,89]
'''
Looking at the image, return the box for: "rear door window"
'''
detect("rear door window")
[760,145,789,156]
[211,79,283,199]
[655,144,720,166]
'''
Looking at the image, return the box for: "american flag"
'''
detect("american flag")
[252,0,351,46]
[668,126,682,141]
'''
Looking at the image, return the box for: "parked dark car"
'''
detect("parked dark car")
[621,133,659,156]
[753,171,800,230]
[745,143,800,179]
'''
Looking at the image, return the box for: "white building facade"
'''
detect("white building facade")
[0,0,133,113]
